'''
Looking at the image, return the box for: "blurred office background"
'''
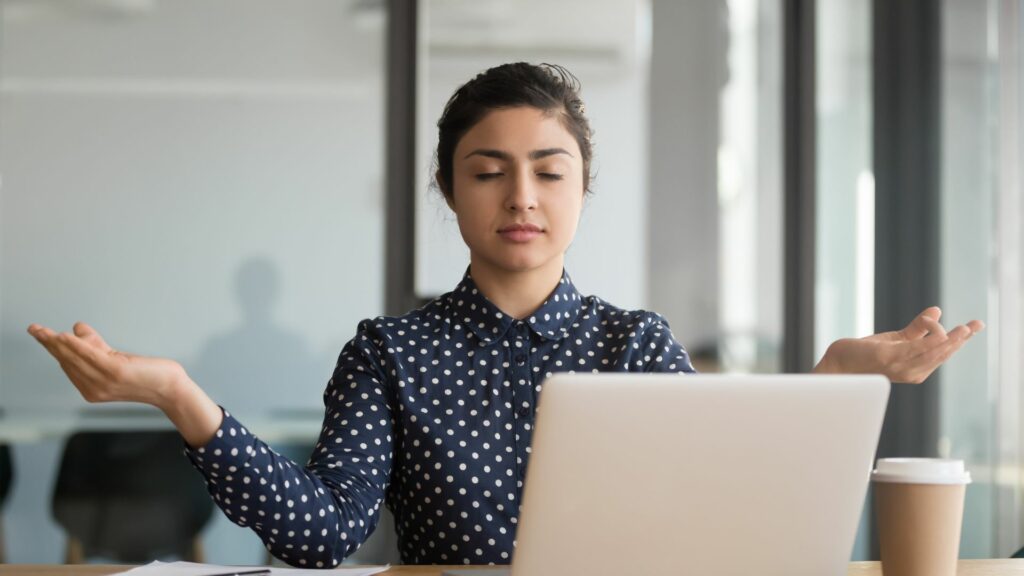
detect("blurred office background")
[0,0,1018,564]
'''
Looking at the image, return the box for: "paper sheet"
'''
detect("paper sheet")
[113,560,391,576]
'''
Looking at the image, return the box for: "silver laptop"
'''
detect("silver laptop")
[446,373,890,576]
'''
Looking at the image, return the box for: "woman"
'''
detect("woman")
[27,63,983,567]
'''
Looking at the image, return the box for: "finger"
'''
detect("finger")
[895,323,970,383]
[29,329,109,391]
[56,331,115,380]
[48,332,92,370]
[900,307,944,340]
[72,321,112,351]
[27,324,59,342]
[42,332,114,400]
[967,319,986,334]
[48,330,109,375]
[900,319,950,358]
[919,315,948,339]
[40,334,95,384]
[947,324,973,341]
[914,336,968,375]
[29,326,71,362]
[928,340,963,366]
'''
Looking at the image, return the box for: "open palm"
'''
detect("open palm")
[817,307,985,384]
[27,321,185,406]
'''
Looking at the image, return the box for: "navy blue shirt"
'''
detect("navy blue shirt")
[185,270,694,567]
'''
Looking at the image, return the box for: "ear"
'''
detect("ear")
[436,171,455,210]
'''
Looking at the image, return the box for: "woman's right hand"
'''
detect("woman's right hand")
[27,321,223,446]
[28,321,186,407]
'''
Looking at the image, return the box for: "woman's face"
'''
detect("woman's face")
[447,106,585,277]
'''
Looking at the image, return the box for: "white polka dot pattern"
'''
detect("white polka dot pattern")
[184,269,694,567]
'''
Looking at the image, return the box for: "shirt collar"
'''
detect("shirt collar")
[448,268,584,344]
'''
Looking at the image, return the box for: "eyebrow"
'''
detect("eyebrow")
[463,148,574,161]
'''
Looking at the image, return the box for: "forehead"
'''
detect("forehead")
[454,106,581,158]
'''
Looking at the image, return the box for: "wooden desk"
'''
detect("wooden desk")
[3,561,1024,575]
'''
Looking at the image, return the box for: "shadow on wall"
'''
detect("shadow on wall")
[188,256,320,419]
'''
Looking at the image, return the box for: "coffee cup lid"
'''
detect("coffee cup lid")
[871,458,972,484]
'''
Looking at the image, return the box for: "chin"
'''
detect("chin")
[470,242,564,275]
[496,255,558,274]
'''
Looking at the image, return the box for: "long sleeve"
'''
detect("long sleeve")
[184,320,396,567]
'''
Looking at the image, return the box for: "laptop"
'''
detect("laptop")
[444,373,890,576]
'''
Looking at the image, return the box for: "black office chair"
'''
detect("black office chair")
[0,444,13,563]
[52,431,214,563]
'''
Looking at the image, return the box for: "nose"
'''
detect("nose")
[505,170,538,212]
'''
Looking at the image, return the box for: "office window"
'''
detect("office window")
[987,0,1024,558]
[815,0,873,359]
[939,0,1001,558]
[648,0,784,373]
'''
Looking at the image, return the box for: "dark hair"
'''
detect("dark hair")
[434,62,594,200]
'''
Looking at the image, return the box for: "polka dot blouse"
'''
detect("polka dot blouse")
[184,269,694,567]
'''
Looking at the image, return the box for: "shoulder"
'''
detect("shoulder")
[576,294,693,373]
[333,296,455,378]
[577,294,674,336]
[577,293,695,373]
[350,291,457,344]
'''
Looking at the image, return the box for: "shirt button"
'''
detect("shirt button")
[518,407,530,418]
[515,354,526,366]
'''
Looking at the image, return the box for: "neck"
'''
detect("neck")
[469,257,564,320]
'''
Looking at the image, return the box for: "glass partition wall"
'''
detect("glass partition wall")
[815,0,1022,559]
[990,0,1024,557]
[939,0,1019,559]
[0,0,387,563]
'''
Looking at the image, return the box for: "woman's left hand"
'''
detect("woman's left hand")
[814,307,985,384]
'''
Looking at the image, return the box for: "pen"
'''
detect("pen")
[197,565,272,569]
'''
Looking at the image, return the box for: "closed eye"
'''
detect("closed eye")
[475,172,503,181]
[538,173,564,181]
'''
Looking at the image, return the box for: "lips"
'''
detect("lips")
[498,223,543,233]
[498,223,544,242]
